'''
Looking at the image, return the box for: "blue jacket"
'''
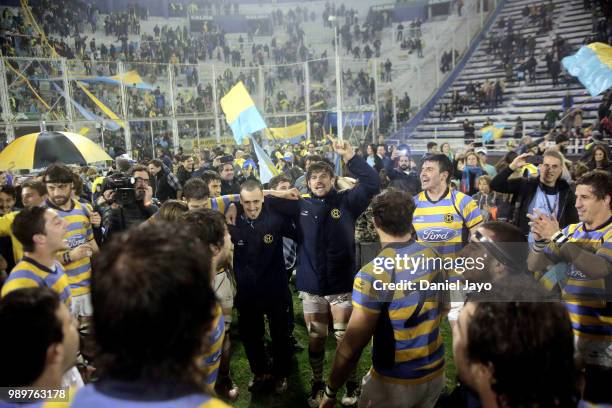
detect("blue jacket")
[269,155,381,295]
[228,202,296,307]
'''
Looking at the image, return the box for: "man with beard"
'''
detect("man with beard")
[262,140,380,407]
[43,163,99,321]
[386,148,421,195]
[490,149,577,241]
[103,164,159,238]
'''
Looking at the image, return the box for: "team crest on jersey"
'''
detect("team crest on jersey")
[444,213,454,223]
[263,234,274,244]
[331,208,341,219]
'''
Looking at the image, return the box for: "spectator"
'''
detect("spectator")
[491,150,578,240]
[0,185,17,216]
[471,175,502,221]
[386,148,421,195]
[459,152,487,197]
[475,147,497,177]
[176,155,196,189]
[440,142,454,162]
[219,162,241,195]
[148,159,181,202]
[586,144,612,173]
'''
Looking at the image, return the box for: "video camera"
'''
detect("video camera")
[102,173,137,206]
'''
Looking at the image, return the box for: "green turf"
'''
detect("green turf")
[226,291,456,407]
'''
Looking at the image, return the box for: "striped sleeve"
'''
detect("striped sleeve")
[459,195,483,228]
[1,271,39,298]
[352,251,397,313]
[352,270,382,313]
[596,228,612,264]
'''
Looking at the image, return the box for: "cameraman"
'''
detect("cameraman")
[101,165,159,240]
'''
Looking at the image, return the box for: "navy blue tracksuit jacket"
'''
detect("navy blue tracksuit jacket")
[269,155,381,296]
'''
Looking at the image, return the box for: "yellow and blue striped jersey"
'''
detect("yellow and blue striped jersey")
[1,256,72,306]
[544,220,612,341]
[352,241,446,384]
[68,384,230,407]
[0,211,24,264]
[201,303,225,387]
[413,189,482,258]
[207,195,239,214]
[47,199,94,296]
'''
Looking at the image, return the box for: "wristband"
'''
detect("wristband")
[551,231,569,248]
[532,240,547,253]
[324,384,338,399]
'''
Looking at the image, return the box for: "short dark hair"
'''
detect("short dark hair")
[0,184,17,199]
[218,162,234,173]
[305,154,322,164]
[12,207,48,252]
[268,174,291,190]
[576,170,612,209]
[423,154,453,183]
[371,189,415,236]
[0,287,63,386]
[92,222,216,384]
[21,179,47,196]
[148,159,163,168]
[200,170,221,185]
[129,165,150,177]
[43,163,73,184]
[180,209,226,249]
[306,161,335,181]
[466,281,577,407]
[240,179,263,193]
[182,178,209,201]
[427,142,438,150]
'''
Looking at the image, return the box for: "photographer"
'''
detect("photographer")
[101,165,159,240]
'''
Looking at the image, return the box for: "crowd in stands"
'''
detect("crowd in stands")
[1,116,611,407]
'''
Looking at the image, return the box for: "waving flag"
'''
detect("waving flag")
[252,138,280,184]
[264,121,308,143]
[481,124,505,143]
[562,42,612,97]
[220,82,267,145]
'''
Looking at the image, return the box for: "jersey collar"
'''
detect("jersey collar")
[424,187,450,204]
[21,256,58,274]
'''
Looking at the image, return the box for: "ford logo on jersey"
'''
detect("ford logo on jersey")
[421,227,458,242]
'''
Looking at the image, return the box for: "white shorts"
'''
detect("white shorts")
[576,336,612,368]
[214,271,235,323]
[70,293,93,318]
[359,370,444,408]
[299,291,352,314]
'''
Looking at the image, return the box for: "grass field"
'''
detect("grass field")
[226,291,456,407]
